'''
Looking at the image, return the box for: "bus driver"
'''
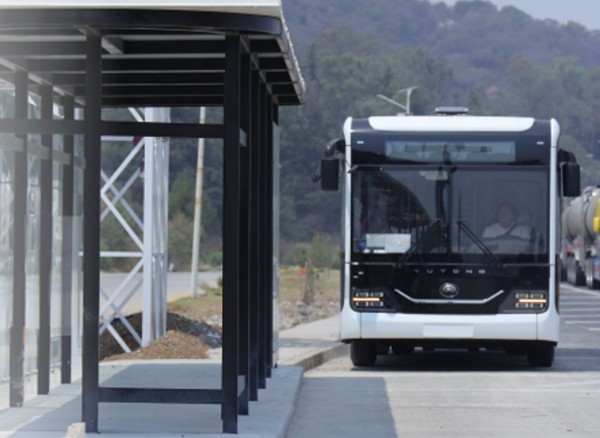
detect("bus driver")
[482,201,530,240]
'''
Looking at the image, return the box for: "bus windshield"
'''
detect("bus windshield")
[352,166,549,262]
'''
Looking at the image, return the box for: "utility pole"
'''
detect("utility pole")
[190,107,206,298]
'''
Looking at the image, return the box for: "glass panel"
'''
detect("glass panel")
[352,168,448,254]
[385,140,516,163]
[352,166,549,262]
[51,163,62,369]
[0,86,14,118]
[70,162,85,379]
[0,147,14,407]
[452,168,548,257]
[24,155,40,382]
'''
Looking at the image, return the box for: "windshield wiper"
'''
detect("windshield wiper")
[396,219,443,269]
[457,220,504,270]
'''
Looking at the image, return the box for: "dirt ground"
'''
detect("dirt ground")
[100,312,223,361]
[100,297,339,361]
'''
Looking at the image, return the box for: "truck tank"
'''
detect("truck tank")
[562,186,600,288]
[562,186,600,245]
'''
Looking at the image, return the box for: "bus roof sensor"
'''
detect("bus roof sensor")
[435,106,469,115]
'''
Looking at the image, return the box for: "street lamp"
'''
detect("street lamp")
[376,86,418,115]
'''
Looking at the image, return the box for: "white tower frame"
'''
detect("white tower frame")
[99,107,170,351]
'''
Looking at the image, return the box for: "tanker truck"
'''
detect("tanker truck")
[561,186,600,288]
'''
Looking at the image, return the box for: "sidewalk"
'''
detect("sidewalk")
[0,315,345,438]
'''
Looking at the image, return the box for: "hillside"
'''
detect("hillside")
[102,0,600,268]
[284,0,600,88]
[275,0,600,242]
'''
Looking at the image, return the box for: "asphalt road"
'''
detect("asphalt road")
[288,284,600,438]
[99,270,221,316]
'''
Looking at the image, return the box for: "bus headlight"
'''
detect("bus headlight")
[500,290,548,313]
[351,289,389,310]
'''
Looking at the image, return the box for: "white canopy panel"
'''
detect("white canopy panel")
[0,0,284,18]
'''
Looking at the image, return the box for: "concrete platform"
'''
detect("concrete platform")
[0,315,343,437]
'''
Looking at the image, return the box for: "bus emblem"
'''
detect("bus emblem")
[439,282,459,299]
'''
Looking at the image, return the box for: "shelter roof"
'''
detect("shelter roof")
[0,0,304,106]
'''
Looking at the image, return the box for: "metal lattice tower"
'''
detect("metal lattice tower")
[99,107,170,350]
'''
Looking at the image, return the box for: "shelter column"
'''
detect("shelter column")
[82,33,102,434]
[222,34,242,434]
[60,96,75,384]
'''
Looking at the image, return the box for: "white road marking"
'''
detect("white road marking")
[564,321,600,325]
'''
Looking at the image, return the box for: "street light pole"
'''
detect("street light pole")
[191,106,206,298]
[402,86,418,115]
[376,86,418,115]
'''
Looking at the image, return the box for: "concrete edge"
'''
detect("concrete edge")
[272,366,303,438]
[291,343,348,372]
[277,343,348,437]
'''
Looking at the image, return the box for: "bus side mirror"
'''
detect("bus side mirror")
[321,159,339,191]
[563,162,580,197]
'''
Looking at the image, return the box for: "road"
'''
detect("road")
[288,284,600,437]
[100,270,221,315]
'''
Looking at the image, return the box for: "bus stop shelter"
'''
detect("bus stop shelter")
[0,1,303,433]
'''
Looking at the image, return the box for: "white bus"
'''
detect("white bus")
[318,108,580,367]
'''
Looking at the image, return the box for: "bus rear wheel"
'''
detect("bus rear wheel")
[527,343,555,367]
[350,340,377,366]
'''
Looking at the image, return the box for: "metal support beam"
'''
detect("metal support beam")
[248,69,260,401]
[265,95,274,376]
[9,70,27,408]
[257,83,268,389]
[237,42,251,416]
[0,119,224,138]
[271,103,281,369]
[37,84,53,395]
[222,34,242,434]
[99,387,223,404]
[60,96,74,384]
[82,33,102,434]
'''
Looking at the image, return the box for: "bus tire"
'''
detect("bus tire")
[527,343,555,367]
[351,340,377,366]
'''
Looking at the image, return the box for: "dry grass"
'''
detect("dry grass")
[166,267,340,321]
[102,267,341,361]
[279,266,340,303]
[167,287,223,323]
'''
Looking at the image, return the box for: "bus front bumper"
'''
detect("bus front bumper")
[340,306,559,343]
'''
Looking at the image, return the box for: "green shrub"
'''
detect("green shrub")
[205,251,223,267]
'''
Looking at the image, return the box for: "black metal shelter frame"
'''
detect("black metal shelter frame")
[0,7,303,433]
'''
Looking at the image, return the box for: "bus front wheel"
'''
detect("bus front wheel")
[527,343,555,367]
[350,340,377,366]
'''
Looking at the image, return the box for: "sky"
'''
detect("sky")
[435,0,600,31]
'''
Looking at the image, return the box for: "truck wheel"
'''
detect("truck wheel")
[585,259,600,289]
[559,259,567,283]
[566,257,575,284]
[568,257,585,286]
[576,263,586,286]
[527,343,555,367]
[351,340,377,366]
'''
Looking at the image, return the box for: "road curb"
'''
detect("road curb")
[291,343,348,372]
[278,343,347,438]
